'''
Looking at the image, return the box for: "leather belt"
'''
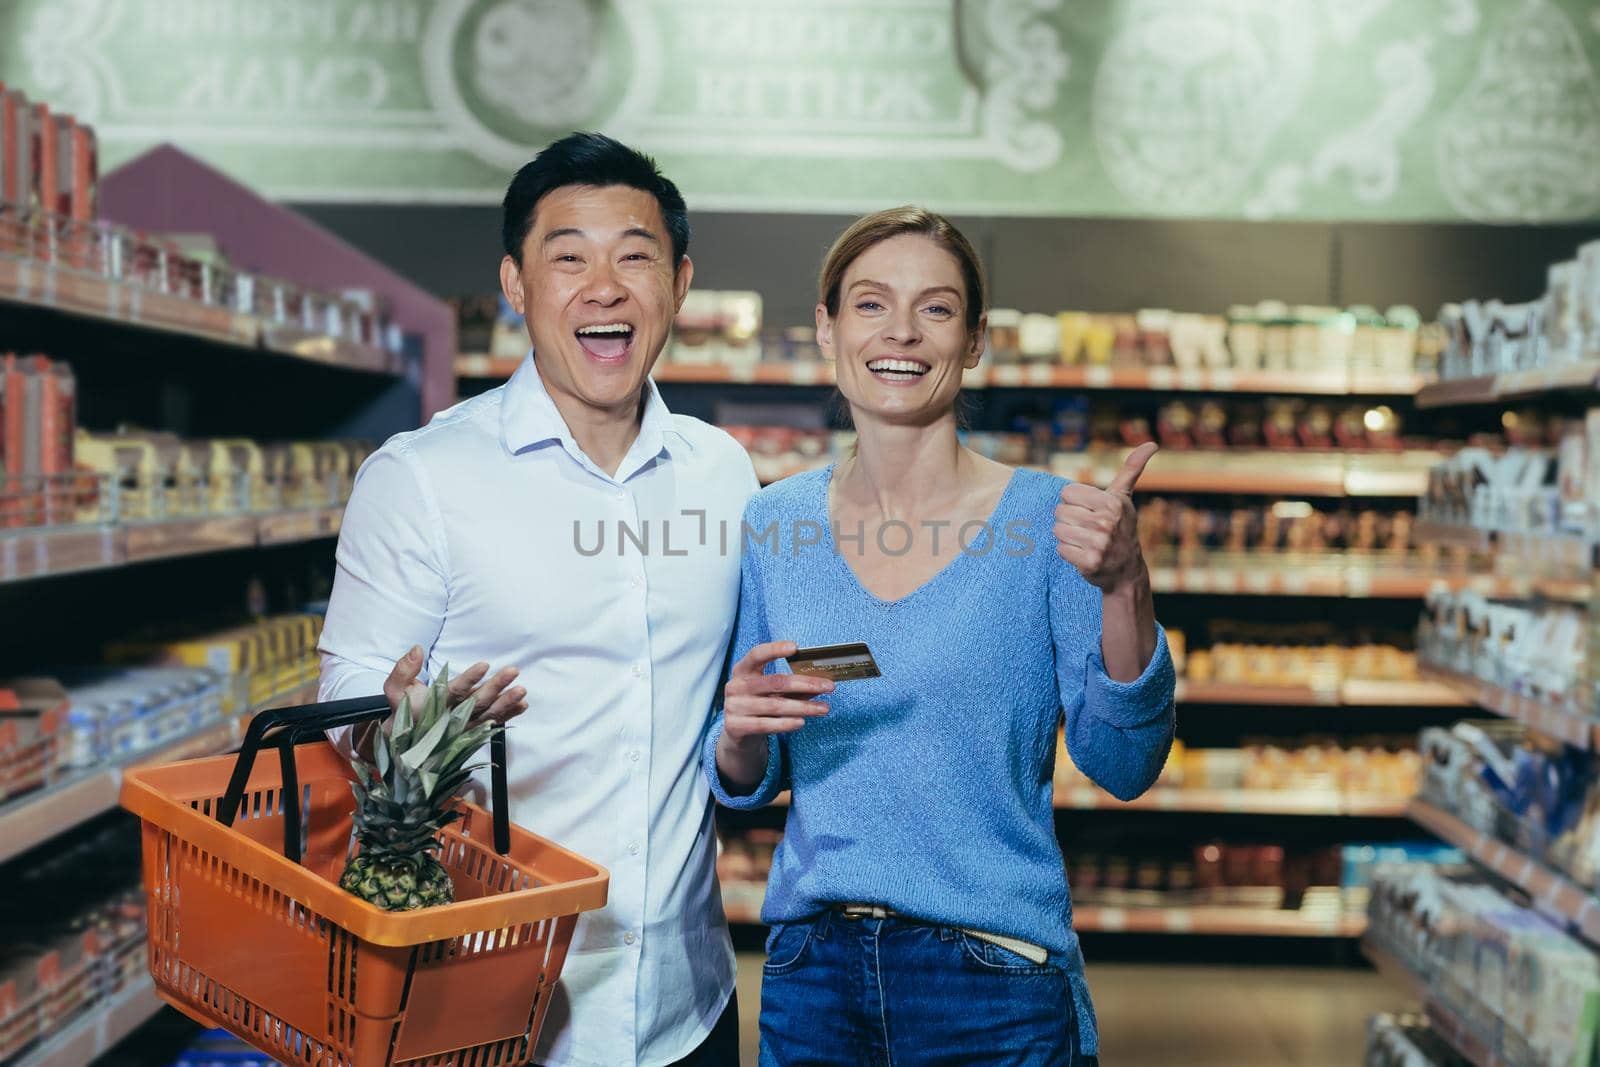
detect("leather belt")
[834,903,1049,965]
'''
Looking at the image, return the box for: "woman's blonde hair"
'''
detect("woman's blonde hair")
[817,206,988,334]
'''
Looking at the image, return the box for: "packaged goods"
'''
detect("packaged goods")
[0,678,67,803]
[1369,863,1600,1067]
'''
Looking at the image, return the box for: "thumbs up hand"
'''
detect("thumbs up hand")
[1054,443,1158,594]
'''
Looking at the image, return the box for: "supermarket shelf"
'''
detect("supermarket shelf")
[1419,663,1598,750]
[458,355,1424,395]
[756,452,1435,498]
[0,679,320,865]
[1413,520,1493,553]
[1176,678,1467,707]
[1055,787,1406,816]
[721,900,1363,936]
[980,364,1420,395]
[1416,360,1600,409]
[1071,905,1365,937]
[1053,451,1435,498]
[13,977,161,1067]
[0,253,400,375]
[1148,557,1481,600]
[1422,1002,1507,1067]
[456,353,524,379]
[1364,940,1507,1067]
[1407,798,1600,945]
[0,506,345,584]
[1413,523,1598,587]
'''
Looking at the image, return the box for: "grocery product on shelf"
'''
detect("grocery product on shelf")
[1141,500,1423,556]
[0,821,147,1063]
[0,678,67,802]
[1419,589,1590,718]
[1365,1013,1473,1067]
[1434,239,1600,384]
[470,288,1433,385]
[1417,720,1600,896]
[56,666,231,770]
[0,88,403,361]
[1055,735,1422,803]
[0,613,325,801]
[0,353,77,528]
[1420,410,1600,541]
[1173,628,1425,690]
[1367,862,1600,1067]
[105,612,323,718]
[667,290,763,366]
[0,372,376,531]
[717,828,1455,931]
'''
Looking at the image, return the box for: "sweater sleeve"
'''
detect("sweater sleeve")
[1049,553,1176,802]
[702,506,789,809]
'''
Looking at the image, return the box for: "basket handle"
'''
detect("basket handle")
[217,695,512,862]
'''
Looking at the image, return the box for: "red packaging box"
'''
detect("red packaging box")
[69,123,95,223]
[0,88,32,252]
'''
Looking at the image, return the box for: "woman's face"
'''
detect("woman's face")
[819,234,985,427]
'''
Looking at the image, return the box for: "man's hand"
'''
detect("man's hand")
[1054,443,1158,594]
[383,645,528,726]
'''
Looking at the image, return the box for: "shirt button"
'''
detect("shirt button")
[631,663,643,677]
[628,748,641,762]
[630,577,642,589]
[614,490,626,501]
[628,842,640,856]
[623,932,637,945]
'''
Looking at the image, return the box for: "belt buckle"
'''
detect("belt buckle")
[839,904,891,921]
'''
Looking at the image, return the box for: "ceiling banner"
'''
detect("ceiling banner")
[5,0,1600,221]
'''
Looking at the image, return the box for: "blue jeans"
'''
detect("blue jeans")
[758,911,1097,1066]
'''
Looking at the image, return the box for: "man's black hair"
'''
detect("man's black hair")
[501,132,690,267]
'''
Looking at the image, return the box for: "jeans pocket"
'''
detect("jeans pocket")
[955,932,1061,976]
[762,919,815,976]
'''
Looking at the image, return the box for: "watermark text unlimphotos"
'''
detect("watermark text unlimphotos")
[572,511,1037,558]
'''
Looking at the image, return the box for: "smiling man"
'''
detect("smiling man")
[317,133,758,1067]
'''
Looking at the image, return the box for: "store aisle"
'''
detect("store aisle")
[734,954,1394,1065]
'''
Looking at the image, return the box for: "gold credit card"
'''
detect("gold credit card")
[788,642,881,681]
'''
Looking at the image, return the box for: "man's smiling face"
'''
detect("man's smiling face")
[500,183,693,418]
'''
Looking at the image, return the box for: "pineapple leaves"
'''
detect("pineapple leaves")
[393,689,414,742]
[400,707,453,771]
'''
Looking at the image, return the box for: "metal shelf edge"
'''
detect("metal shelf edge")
[11,977,160,1067]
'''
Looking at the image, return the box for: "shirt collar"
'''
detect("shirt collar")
[499,351,692,480]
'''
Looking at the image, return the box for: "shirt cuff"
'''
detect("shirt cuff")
[702,713,784,809]
[1084,623,1176,729]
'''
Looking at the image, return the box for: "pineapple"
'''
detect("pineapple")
[340,667,494,911]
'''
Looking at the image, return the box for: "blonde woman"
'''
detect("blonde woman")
[702,208,1175,1065]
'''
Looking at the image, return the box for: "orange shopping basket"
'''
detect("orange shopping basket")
[119,696,609,1067]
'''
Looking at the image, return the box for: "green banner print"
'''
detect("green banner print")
[5,0,1600,222]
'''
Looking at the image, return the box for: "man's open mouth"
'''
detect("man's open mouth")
[867,357,931,382]
[576,323,636,360]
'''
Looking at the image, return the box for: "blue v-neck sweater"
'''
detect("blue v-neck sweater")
[702,466,1176,1054]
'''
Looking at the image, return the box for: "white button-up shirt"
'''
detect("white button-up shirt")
[318,354,757,1067]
